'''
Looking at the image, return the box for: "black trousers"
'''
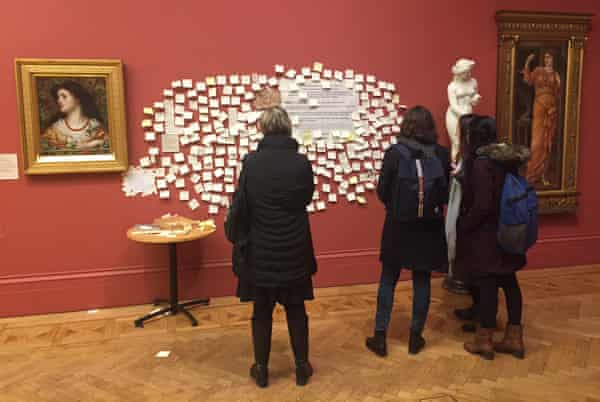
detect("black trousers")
[477,273,523,329]
[252,289,309,366]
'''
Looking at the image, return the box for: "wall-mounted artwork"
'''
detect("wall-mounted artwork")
[15,59,128,174]
[495,11,593,214]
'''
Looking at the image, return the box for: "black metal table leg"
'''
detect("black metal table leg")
[134,242,210,328]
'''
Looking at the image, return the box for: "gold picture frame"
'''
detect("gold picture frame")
[15,58,128,174]
[496,11,593,214]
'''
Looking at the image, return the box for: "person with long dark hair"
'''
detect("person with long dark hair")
[41,80,108,152]
[366,105,451,356]
[231,106,316,388]
[454,115,530,360]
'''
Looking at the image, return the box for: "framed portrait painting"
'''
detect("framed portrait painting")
[496,11,593,214]
[15,59,128,174]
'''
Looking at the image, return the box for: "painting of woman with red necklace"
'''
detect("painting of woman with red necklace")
[39,79,110,155]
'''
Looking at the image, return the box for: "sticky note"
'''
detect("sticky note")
[328,193,337,203]
[145,132,156,141]
[313,62,323,73]
[159,190,170,200]
[139,157,151,168]
[188,199,200,211]
[179,165,190,176]
[156,179,167,190]
[190,173,201,184]
[179,191,190,201]
[175,178,185,189]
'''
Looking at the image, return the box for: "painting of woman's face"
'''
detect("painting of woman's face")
[36,77,111,156]
[544,53,554,68]
[56,89,80,115]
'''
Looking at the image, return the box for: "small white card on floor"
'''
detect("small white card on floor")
[155,351,171,358]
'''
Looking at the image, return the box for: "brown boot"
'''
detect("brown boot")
[464,327,495,360]
[494,324,525,359]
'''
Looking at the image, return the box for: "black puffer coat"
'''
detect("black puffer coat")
[242,134,317,287]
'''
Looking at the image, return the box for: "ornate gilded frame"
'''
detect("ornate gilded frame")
[15,59,128,174]
[496,11,592,214]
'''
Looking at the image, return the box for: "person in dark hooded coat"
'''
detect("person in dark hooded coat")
[453,115,530,360]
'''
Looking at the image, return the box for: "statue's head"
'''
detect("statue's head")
[452,59,476,81]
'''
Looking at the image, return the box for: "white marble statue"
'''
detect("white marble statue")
[446,59,481,162]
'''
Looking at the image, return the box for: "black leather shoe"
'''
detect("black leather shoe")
[295,361,314,386]
[250,363,268,388]
[408,331,426,355]
[366,330,387,357]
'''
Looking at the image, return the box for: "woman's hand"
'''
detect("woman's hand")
[526,53,536,65]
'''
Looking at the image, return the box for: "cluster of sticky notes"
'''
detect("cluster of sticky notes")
[132,62,407,215]
[276,63,405,213]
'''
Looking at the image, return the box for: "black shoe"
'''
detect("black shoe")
[454,306,478,321]
[366,330,387,357]
[443,277,470,295]
[295,361,314,386]
[250,363,268,388]
[408,331,426,355]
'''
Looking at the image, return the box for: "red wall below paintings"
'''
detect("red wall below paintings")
[0,0,599,317]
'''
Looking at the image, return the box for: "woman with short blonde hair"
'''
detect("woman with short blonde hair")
[229,106,316,387]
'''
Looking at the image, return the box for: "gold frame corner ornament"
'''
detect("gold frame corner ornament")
[15,58,129,175]
[495,11,593,214]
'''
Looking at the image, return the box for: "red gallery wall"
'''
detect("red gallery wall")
[1,0,598,317]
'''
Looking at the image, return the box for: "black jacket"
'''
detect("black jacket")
[241,134,317,287]
[377,139,451,271]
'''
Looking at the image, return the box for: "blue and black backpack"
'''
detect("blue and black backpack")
[390,143,447,222]
[497,172,538,255]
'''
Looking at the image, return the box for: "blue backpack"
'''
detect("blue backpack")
[390,144,447,222]
[497,172,538,255]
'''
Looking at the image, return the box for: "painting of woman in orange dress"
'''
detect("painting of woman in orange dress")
[521,52,562,186]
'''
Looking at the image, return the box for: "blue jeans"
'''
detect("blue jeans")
[374,264,431,334]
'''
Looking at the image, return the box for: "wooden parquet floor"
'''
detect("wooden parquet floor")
[1,266,600,402]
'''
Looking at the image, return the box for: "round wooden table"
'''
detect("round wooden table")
[127,225,216,328]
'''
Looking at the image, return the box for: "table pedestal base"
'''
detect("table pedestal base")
[134,243,209,328]
[134,298,209,327]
